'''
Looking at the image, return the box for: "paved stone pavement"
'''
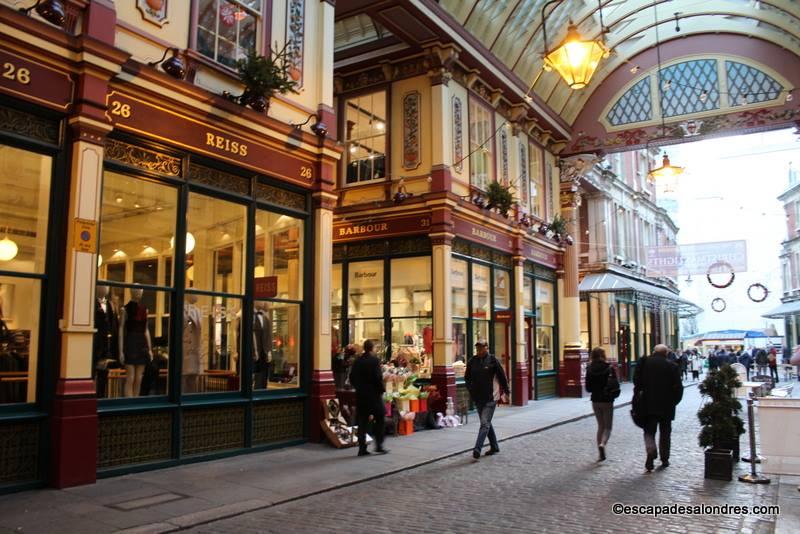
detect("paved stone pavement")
[185,386,796,534]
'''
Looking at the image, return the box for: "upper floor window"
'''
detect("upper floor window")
[344,91,387,185]
[469,97,494,190]
[197,0,262,69]
[529,142,545,219]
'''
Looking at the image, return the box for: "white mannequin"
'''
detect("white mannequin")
[183,294,203,393]
[119,287,153,397]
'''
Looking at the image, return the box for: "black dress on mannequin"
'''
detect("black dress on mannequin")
[123,301,151,365]
[93,298,119,397]
[253,311,272,389]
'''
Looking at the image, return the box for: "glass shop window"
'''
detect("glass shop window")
[197,0,262,69]
[494,270,510,309]
[331,263,342,359]
[469,97,494,190]
[451,258,468,365]
[530,143,545,219]
[347,260,384,355]
[535,280,555,372]
[184,192,248,393]
[97,171,177,398]
[344,91,387,185]
[0,143,51,405]
[251,208,304,390]
[390,257,432,377]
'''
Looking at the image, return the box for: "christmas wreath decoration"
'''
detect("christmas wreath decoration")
[706,261,735,289]
[747,283,769,303]
[711,298,726,313]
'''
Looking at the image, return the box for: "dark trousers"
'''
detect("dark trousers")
[473,401,499,454]
[644,416,672,461]
[769,366,779,383]
[254,360,271,389]
[356,406,385,452]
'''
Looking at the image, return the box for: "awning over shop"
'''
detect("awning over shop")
[579,272,703,318]
[761,300,800,319]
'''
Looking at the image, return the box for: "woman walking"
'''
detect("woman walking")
[585,347,619,461]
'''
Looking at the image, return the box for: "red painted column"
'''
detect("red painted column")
[309,370,336,442]
[51,380,97,488]
[558,347,589,398]
[430,365,456,414]
[512,361,530,405]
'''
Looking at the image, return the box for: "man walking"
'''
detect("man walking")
[755,347,769,376]
[465,339,510,460]
[349,339,388,456]
[634,344,683,472]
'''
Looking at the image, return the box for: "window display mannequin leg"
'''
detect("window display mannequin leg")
[124,364,146,397]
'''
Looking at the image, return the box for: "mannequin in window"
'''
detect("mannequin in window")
[93,284,119,398]
[119,287,153,397]
[253,301,272,389]
[183,293,203,394]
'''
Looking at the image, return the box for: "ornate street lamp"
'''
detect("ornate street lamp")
[541,0,610,89]
[647,154,685,183]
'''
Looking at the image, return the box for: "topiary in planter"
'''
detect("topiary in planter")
[698,365,745,451]
[229,43,299,113]
[485,181,514,217]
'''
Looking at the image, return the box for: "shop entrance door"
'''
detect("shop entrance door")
[618,324,631,381]
[493,313,512,402]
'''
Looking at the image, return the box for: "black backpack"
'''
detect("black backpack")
[603,366,621,399]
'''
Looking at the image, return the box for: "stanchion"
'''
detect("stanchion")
[739,393,770,484]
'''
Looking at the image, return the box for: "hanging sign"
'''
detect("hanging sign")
[522,240,559,268]
[0,48,73,110]
[254,276,278,299]
[105,90,315,187]
[452,216,514,253]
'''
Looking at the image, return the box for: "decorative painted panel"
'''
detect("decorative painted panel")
[181,406,245,456]
[0,105,60,144]
[499,127,509,186]
[606,77,652,126]
[452,96,463,172]
[104,139,182,177]
[659,60,720,117]
[726,61,783,107]
[98,412,172,469]
[0,421,39,483]
[254,181,306,211]
[518,141,528,207]
[402,91,421,170]
[189,163,250,196]
[252,400,304,445]
[286,0,305,88]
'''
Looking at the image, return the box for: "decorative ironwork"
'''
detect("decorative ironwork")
[534,264,557,280]
[181,406,245,456]
[0,421,39,484]
[402,91,421,170]
[104,138,182,177]
[524,261,536,275]
[499,127,509,185]
[0,106,59,144]
[493,252,513,269]
[452,238,470,256]
[252,400,304,445]
[606,77,653,126]
[97,412,172,469]
[471,245,493,263]
[390,236,431,255]
[726,61,783,107]
[286,0,306,88]
[342,240,387,260]
[254,181,306,211]
[333,244,346,262]
[660,59,720,117]
[452,96,463,172]
[189,163,250,196]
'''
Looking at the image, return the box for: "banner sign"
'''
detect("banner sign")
[646,240,748,277]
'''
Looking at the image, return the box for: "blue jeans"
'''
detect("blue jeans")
[473,401,498,454]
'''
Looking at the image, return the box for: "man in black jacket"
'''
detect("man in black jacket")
[634,344,683,471]
[349,340,388,456]
[465,339,510,460]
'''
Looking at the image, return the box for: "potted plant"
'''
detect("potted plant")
[485,181,514,217]
[697,365,745,480]
[228,43,299,113]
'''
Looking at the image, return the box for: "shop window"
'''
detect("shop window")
[451,258,468,366]
[535,280,555,372]
[347,260,384,354]
[523,276,533,314]
[390,257,432,376]
[471,263,490,320]
[251,208,304,390]
[344,91,387,185]
[0,144,51,405]
[97,172,178,399]
[580,300,589,349]
[197,0,262,69]
[494,270,510,309]
[331,263,342,357]
[529,143,545,219]
[469,97,494,190]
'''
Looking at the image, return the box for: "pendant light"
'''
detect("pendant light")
[647,154,685,183]
[0,228,18,262]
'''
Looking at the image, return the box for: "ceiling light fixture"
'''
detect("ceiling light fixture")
[0,228,18,262]
[147,47,187,80]
[169,232,196,255]
[541,0,610,90]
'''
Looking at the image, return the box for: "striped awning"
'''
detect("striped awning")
[579,272,702,318]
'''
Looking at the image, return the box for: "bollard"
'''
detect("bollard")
[738,393,770,484]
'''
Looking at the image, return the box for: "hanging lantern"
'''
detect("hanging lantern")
[169,232,196,254]
[0,236,18,261]
[647,154,685,183]
[543,23,609,90]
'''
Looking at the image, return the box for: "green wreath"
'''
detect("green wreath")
[706,261,735,289]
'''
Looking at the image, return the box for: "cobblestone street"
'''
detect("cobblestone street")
[187,386,783,534]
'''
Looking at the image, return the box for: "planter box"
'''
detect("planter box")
[704,448,734,481]
[409,399,420,413]
[398,419,414,435]
[716,437,740,462]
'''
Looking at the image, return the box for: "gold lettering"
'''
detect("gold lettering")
[206,133,215,146]
[231,141,239,154]
[240,144,248,156]
[205,133,248,157]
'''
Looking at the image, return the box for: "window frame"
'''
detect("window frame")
[528,140,546,220]
[468,95,496,192]
[339,87,391,188]
[190,0,273,70]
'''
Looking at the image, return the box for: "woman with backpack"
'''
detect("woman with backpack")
[585,347,620,461]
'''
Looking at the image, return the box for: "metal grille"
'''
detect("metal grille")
[726,61,783,107]
[104,138,182,177]
[254,181,306,211]
[537,375,557,398]
[189,163,250,196]
[659,60,720,117]
[0,421,39,484]
[181,406,245,456]
[252,400,305,445]
[606,77,652,126]
[97,412,172,469]
[0,105,60,144]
